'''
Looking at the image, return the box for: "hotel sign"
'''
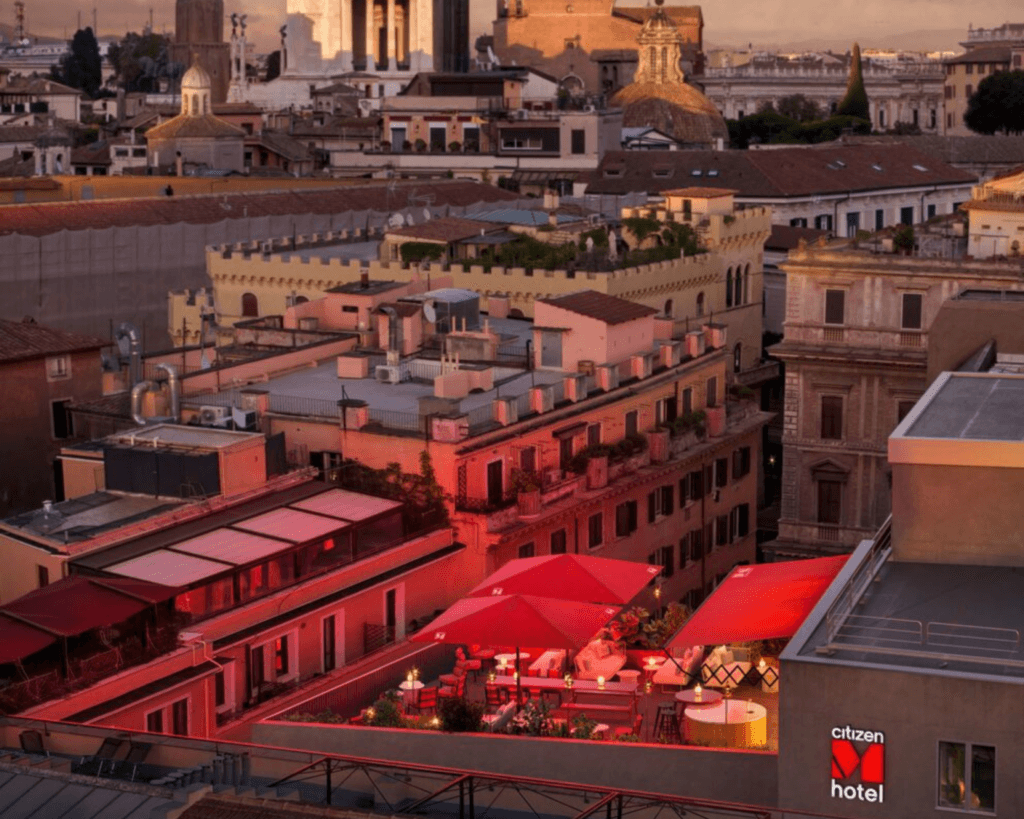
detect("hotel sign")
[831,725,885,804]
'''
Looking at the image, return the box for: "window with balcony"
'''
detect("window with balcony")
[901,293,923,330]
[171,698,189,736]
[518,542,535,558]
[732,446,752,480]
[550,529,567,554]
[587,423,601,446]
[824,289,845,325]
[817,479,842,525]
[714,457,728,488]
[689,529,704,562]
[651,545,674,578]
[625,409,638,437]
[731,503,750,539]
[706,377,718,408]
[820,396,844,440]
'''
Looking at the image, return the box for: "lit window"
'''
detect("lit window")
[938,742,995,812]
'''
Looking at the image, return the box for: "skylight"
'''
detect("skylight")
[691,169,703,177]
[872,164,884,171]
[707,169,720,177]
[913,164,929,172]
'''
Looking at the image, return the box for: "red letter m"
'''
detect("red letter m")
[831,740,884,784]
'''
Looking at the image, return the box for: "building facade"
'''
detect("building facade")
[698,53,944,134]
[942,23,1024,137]
[770,235,1024,557]
[171,0,231,103]
[0,319,105,519]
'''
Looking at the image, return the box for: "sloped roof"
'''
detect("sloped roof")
[0,76,80,96]
[146,113,246,140]
[945,46,1011,65]
[0,318,106,363]
[842,134,1024,166]
[766,224,828,251]
[538,291,658,325]
[0,180,519,237]
[248,130,313,162]
[588,144,977,197]
[386,216,497,243]
[613,6,702,24]
[71,141,112,166]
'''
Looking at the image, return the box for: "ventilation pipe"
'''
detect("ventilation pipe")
[131,380,156,425]
[155,363,181,422]
[116,322,143,388]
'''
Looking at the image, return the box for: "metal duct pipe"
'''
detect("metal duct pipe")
[116,322,142,388]
[130,380,156,425]
[155,363,181,422]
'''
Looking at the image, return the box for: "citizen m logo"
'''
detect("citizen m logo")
[831,726,885,804]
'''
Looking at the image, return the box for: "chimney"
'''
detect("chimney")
[360,271,370,289]
[548,211,558,227]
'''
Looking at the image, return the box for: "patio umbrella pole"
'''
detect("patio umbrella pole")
[515,646,522,710]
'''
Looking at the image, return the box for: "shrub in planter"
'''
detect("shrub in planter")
[367,697,405,727]
[415,138,427,153]
[567,443,614,475]
[448,140,462,153]
[671,411,706,438]
[437,696,484,733]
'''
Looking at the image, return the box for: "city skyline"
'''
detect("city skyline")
[6,0,1022,53]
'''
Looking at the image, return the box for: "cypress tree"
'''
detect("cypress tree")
[836,42,870,122]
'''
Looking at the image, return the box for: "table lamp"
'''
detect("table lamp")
[694,683,703,701]
[597,675,606,690]
[406,671,413,684]
[564,673,574,689]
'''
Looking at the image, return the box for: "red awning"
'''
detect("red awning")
[0,576,172,638]
[666,556,849,650]
[0,617,56,664]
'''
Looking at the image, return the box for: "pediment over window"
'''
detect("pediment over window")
[809,458,850,482]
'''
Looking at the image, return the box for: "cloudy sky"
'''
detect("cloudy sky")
[17,0,1023,53]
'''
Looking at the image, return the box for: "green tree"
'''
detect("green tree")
[836,43,870,121]
[964,70,1024,135]
[776,94,822,123]
[51,27,103,98]
[266,50,282,82]
[107,31,175,93]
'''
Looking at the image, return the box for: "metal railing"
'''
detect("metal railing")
[824,516,891,644]
[515,392,533,417]
[465,404,495,433]
[367,408,424,433]
[269,394,342,419]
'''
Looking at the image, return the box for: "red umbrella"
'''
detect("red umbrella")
[465,554,662,605]
[411,594,620,706]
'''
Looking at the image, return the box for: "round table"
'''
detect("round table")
[494,652,530,671]
[685,700,767,749]
[399,680,424,708]
[675,688,723,707]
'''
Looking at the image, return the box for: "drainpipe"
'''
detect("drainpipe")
[131,380,156,425]
[155,363,181,422]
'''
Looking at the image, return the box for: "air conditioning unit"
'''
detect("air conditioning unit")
[232,407,258,429]
[516,109,529,120]
[375,365,401,384]
[199,405,231,426]
[261,240,274,254]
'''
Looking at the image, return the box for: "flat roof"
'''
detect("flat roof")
[795,557,1024,680]
[904,374,1024,441]
[2,492,186,542]
[114,423,264,450]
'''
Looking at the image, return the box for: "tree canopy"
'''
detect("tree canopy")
[107,31,179,93]
[964,70,1024,135]
[727,110,870,148]
[836,43,870,121]
[51,27,103,98]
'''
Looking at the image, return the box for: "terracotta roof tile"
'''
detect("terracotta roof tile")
[386,217,497,243]
[660,187,737,198]
[0,318,106,363]
[0,181,519,238]
[538,291,659,325]
[588,144,977,197]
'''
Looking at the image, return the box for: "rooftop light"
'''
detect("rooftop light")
[691,169,703,177]
[913,163,929,171]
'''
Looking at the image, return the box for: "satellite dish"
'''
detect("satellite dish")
[423,301,437,323]
[388,212,405,228]
[422,208,432,222]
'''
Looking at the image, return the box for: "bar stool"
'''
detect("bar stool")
[653,704,681,744]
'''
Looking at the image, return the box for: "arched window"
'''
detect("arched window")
[734,267,743,306]
[204,94,210,114]
[664,298,673,317]
[726,268,734,307]
[294,295,309,305]
[191,94,199,115]
[696,292,705,316]
[661,46,668,82]
[733,343,742,373]
[744,263,752,303]
[241,292,259,317]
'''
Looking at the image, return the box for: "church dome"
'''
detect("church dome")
[180,58,213,117]
[182,61,212,92]
[613,83,729,145]
[610,0,728,146]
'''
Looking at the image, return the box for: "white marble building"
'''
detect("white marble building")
[697,54,945,133]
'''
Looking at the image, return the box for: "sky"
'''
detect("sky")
[12,0,1024,54]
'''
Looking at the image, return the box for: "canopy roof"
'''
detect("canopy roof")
[411,594,619,650]
[466,554,661,605]
[0,575,178,639]
[0,619,55,664]
[666,556,848,650]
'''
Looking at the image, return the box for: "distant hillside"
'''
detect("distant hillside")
[0,23,67,46]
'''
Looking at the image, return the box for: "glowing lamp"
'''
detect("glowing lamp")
[645,656,658,670]
[366,707,376,720]
[488,670,496,683]
[597,675,606,690]
[406,671,414,683]
[564,673,574,689]
[694,683,702,701]
[758,658,766,672]
[413,667,420,680]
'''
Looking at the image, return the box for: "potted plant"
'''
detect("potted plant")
[448,140,462,153]
[512,469,542,515]
[415,138,427,153]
